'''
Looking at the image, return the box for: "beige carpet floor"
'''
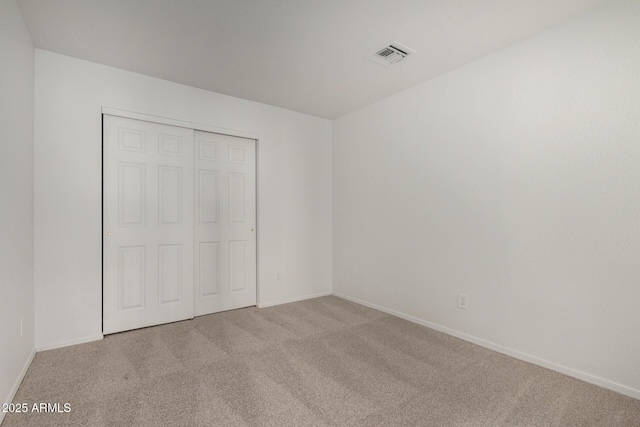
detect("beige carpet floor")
[3,296,639,426]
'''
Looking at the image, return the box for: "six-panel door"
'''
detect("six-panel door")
[103,115,257,334]
[194,131,257,316]
[103,116,195,333]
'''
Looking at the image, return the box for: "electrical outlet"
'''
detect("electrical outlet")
[276,271,281,282]
[457,293,468,310]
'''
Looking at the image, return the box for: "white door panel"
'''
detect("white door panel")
[104,116,257,333]
[194,131,256,316]
[103,115,194,334]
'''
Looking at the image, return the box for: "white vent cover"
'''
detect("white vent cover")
[368,42,415,67]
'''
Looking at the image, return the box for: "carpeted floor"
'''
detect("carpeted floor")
[3,296,640,426]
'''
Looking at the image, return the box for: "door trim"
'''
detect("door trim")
[101,107,261,329]
[102,107,260,140]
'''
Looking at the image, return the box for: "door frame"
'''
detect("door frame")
[101,107,261,330]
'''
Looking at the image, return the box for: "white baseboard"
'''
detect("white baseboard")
[35,333,103,352]
[258,291,332,308]
[0,347,36,426]
[332,292,640,401]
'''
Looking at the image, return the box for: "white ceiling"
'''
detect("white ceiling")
[17,0,615,119]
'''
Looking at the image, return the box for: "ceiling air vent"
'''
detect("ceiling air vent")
[368,42,415,67]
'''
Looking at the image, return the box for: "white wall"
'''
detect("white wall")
[0,0,35,415]
[333,0,640,397]
[34,50,332,349]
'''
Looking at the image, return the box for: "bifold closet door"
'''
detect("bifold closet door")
[103,115,194,334]
[194,131,256,316]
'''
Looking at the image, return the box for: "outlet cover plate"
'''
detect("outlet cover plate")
[457,293,468,310]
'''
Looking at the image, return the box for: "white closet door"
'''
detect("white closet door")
[194,131,256,316]
[103,115,194,334]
